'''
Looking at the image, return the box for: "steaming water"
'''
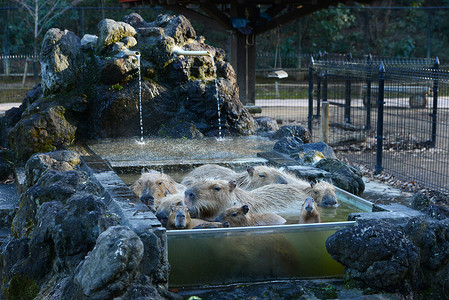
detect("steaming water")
[137,54,144,144]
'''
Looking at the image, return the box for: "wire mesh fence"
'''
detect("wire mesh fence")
[297,56,449,195]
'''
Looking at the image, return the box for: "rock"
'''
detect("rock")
[315,158,365,196]
[410,192,431,210]
[0,149,14,181]
[96,19,137,54]
[74,226,144,299]
[326,219,421,294]
[53,194,118,272]
[273,136,304,154]
[8,104,76,162]
[100,55,139,85]
[255,116,279,137]
[40,28,85,95]
[80,34,98,51]
[12,170,102,238]
[24,150,81,188]
[273,125,312,143]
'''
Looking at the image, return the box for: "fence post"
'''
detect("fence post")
[365,54,373,130]
[321,101,329,144]
[308,56,314,134]
[375,62,385,175]
[344,53,352,123]
[431,57,439,147]
[315,51,322,117]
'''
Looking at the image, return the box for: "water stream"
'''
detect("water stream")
[137,54,144,144]
[208,53,223,140]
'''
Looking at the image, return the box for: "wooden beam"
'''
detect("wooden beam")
[199,3,233,30]
[164,4,228,33]
[253,4,331,34]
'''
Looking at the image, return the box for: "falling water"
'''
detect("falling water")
[208,53,223,140]
[137,54,144,144]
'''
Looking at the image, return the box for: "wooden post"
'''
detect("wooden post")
[321,101,329,144]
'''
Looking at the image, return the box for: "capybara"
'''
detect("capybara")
[298,197,321,224]
[184,180,310,220]
[307,181,338,207]
[235,165,307,190]
[215,205,286,227]
[155,194,183,227]
[181,164,239,186]
[166,204,228,230]
[185,179,338,220]
[131,170,185,206]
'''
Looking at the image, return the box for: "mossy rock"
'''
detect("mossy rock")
[2,274,39,300]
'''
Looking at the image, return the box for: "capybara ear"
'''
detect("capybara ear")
[241,205,249,214]
[247,165,254,176]
[228,180,237,191]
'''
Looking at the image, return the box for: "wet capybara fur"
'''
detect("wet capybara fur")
[216,205,286,227]
[155,194,183,227]
[184,180,309,220]
[132,170,185,207]
[181,164,239,186]
[298,197,321,224]
[184,179,338,220]
[166,204,228,230]
[236,165,308,190]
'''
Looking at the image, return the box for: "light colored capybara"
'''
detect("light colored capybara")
[166,204,228,230]
[235,165,307,190]
[131,170,185,206]
[298,197,321,224]
[184,179,338,220]
[181,164,239,186]
[184,180,309,220]
[215,205,286,227]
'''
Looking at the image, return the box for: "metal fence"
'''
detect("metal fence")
[305,56,449,194]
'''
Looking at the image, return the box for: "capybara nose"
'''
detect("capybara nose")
[222,221,230,228]
[305,204,313,213]
[140,191,155,207]
[321,194,338,207]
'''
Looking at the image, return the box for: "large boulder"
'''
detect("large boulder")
[40,28,86,95]
[315,158,365,196]
[327,209,449,298]
[73,226,144,299]
[8,104,76,162]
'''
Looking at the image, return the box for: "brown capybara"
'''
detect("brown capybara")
[166,204,228,230]
[181,164,239,186]
[306,181,338,208]
[184,180,310,220]
[215,205,286,227]
[155,194,184,227]
[131,170,185,207]
[298,197,321,224]
[235,165,308,190]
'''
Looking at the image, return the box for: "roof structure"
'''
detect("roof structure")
[119,0,376,104]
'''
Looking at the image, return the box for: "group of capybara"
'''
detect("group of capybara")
[131,164,338,230]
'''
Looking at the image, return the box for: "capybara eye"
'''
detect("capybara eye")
[314,190,318,194]
[213,186,221,192]
[258,174,266,178]
[158,181,162,186]
[231,212,238,217]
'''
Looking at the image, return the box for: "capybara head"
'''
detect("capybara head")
[238,165,289,190]
[167,204,192,230]
[307,181,338,207]
[156,197,183,227]
[131,170,180,205]
[184,179,237,220]
[299,197,321,224]
[215,205,250,227]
